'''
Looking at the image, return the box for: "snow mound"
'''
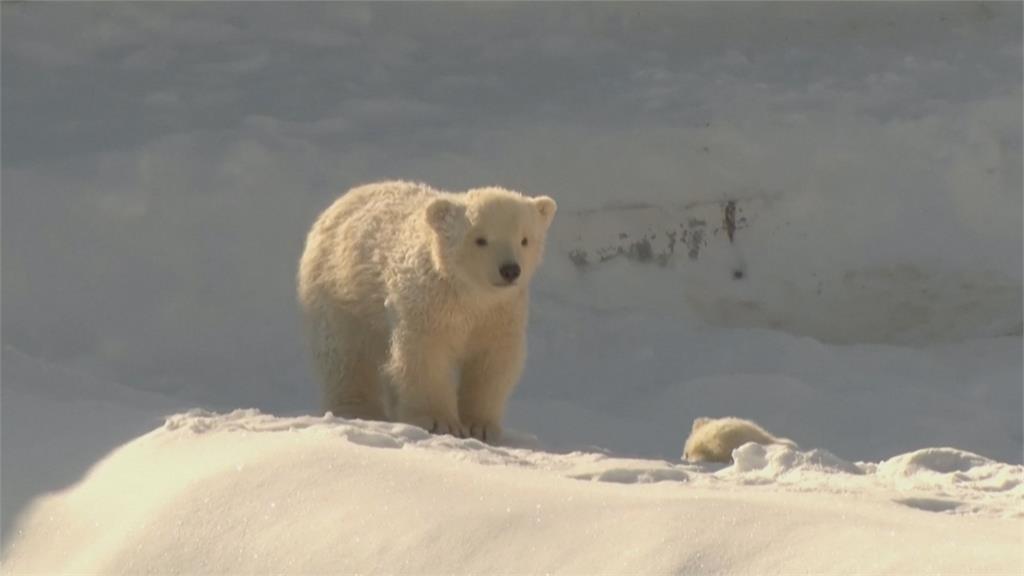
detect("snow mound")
[872,444,1024,498]
[878,446,995,476]
[161,409,684,482]
[727,442,865,477]
[4,411,1021,575]
[705,442,1024,518]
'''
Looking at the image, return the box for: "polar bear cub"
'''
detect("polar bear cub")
[297,181,556,443]
[683,416,797,463]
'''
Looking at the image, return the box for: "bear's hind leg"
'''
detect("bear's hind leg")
[310,312,388,421]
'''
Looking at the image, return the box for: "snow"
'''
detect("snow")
[2,3,1022,573]
[4,411,1021,575]
[0,347,186,540]
[548,200,1023,345]
[514,299,1022,464]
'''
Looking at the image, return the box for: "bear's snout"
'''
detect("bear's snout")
[499,262,521,283]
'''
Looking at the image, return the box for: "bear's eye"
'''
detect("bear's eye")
[521,237,529,247]
[475,237,488,247]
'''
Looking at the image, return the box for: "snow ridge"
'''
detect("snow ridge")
[164,410,1024,519]
[5,409,1021,575]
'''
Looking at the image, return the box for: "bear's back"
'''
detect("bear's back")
[298,181,437,310]
[323,181,434,234]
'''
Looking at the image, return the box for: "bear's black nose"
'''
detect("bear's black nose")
[499,263,521,282]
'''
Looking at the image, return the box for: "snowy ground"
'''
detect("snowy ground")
[4,410,1021,574]
[3,3,1022,573]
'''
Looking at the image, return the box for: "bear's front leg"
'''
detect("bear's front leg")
[385,328,464,437]
[458,333,525,444]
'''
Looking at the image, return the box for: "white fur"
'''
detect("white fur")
[683,416,797,463]
[297,181,556,443]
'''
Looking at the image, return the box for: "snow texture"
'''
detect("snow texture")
[3,410,1021,575]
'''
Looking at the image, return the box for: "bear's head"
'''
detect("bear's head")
[426,187,557,295]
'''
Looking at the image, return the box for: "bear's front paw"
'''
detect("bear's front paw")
[465,420,503,444]
[400,411,465,438]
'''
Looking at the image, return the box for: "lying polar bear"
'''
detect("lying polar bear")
[683,416,797,463]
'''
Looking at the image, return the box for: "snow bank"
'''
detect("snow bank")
[3,410,1021,575]
[547,200,1022,345]
[723,442,1023,518]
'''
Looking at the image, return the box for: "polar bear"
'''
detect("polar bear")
[298,181,556,443]
[683,416,797,463]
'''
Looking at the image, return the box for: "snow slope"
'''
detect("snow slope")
[546,199,1022,345]
[0,347,186,541]
[4,410,1021,575]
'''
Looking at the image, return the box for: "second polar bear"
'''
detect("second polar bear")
[298,181,556,443]
[683,416,797,463]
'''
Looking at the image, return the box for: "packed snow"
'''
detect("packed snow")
[4,410,1021,575]
[2,3,1022,574]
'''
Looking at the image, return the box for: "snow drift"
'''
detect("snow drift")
[3,410,1021,575]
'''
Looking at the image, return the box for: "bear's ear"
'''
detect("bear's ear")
[691,417,711,432]
[534,196,557,227]
[425,197,467,235]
